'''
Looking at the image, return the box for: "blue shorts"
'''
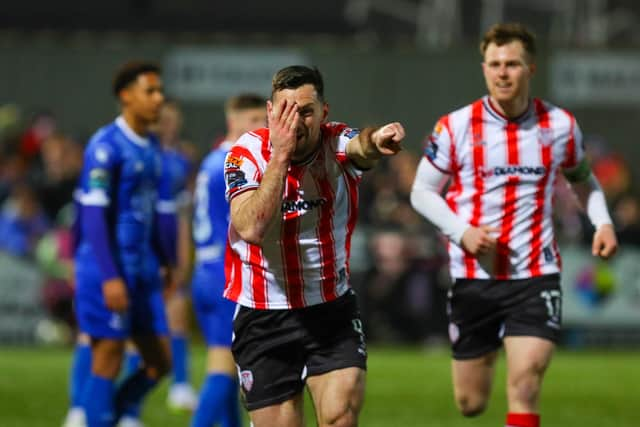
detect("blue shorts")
[191,262,236,347]
[74,255,168,339]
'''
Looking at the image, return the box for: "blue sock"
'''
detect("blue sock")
[124,350,142,378]
[115,369,158,420]
[170,335,188,384]
[82,375,116,427]
[70,342,92,408]
[191,374,240,427]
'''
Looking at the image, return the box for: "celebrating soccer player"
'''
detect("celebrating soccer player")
[410,23,618,427]
[224,65,404,427]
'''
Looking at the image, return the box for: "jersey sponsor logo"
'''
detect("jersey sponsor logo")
[225,155,243,169]
[88,168,110,189]
[481,165,547,178]
[281,197,327,213]
[342,127,360,139]
[240,370,254,392]
[225,170,247,189]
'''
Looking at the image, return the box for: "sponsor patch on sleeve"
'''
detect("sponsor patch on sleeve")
[225,170,247,189]
[88,168,110,189]
[425,140,439,161]
[225,155,243,169]
[342,127,360,139]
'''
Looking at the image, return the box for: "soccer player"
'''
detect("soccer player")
[410,23,618,427]
[74,61,173,427]
[190,93,266,427]
[224,65,405,427]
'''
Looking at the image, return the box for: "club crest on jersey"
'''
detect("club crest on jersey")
[225,155,243,169]
[240,370,253,392]
[95,146,110,163]
[538,128,554,146]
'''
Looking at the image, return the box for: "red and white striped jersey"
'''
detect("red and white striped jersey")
[425,96,585,280]
[223,122,363,309]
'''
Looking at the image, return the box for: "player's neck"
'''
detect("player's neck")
[489,96,529,120]
[292,137,321,165]
[121,111,150,136]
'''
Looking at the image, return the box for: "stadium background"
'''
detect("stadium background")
[1,1,639,426]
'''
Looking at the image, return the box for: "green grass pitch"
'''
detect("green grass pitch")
[0,346,637,426]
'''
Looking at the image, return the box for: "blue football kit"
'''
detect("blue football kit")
[191,141,236,347]
[74,116,172,339]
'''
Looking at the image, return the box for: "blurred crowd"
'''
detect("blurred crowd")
[1,102,639,345]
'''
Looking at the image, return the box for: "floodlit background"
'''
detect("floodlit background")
[0,1,639,426]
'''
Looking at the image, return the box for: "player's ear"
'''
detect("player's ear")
[119,87,132,106]
[266,100,273,126]
[528,62,537,77]
[321,102,329,123]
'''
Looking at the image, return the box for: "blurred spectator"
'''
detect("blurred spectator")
[613,192,640,247]
[353,228,448,344]
[360,151,425,230]
[0,180,49,257]
[19,110,57,163]
[0,153,29,203]
[34,133,83,221]
[36,203,76,330]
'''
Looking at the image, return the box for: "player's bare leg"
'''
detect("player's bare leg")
[91,338,125,378]
[249,393,305,427]
[306,367,366,427]
[131,334,171,380]
[504,336,554,413]
[451,350,499,417]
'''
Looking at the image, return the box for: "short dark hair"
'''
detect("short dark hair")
[271,65,324,101]
[480,23,536,62]
[224,93,265,114]
[112,61,161,97]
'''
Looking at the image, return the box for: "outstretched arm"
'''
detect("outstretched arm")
[346,122,405,170]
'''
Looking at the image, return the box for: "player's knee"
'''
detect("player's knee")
[454,393,488,417]
[508,374,541,406]
[320,405,358,427]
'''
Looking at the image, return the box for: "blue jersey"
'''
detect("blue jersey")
[75,116,165,281]
[74,116,170,339]
[157,147,191,215]
[191,141,235,347]
[192,141,232,265]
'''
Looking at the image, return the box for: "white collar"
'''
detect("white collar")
[115,116,150,147]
